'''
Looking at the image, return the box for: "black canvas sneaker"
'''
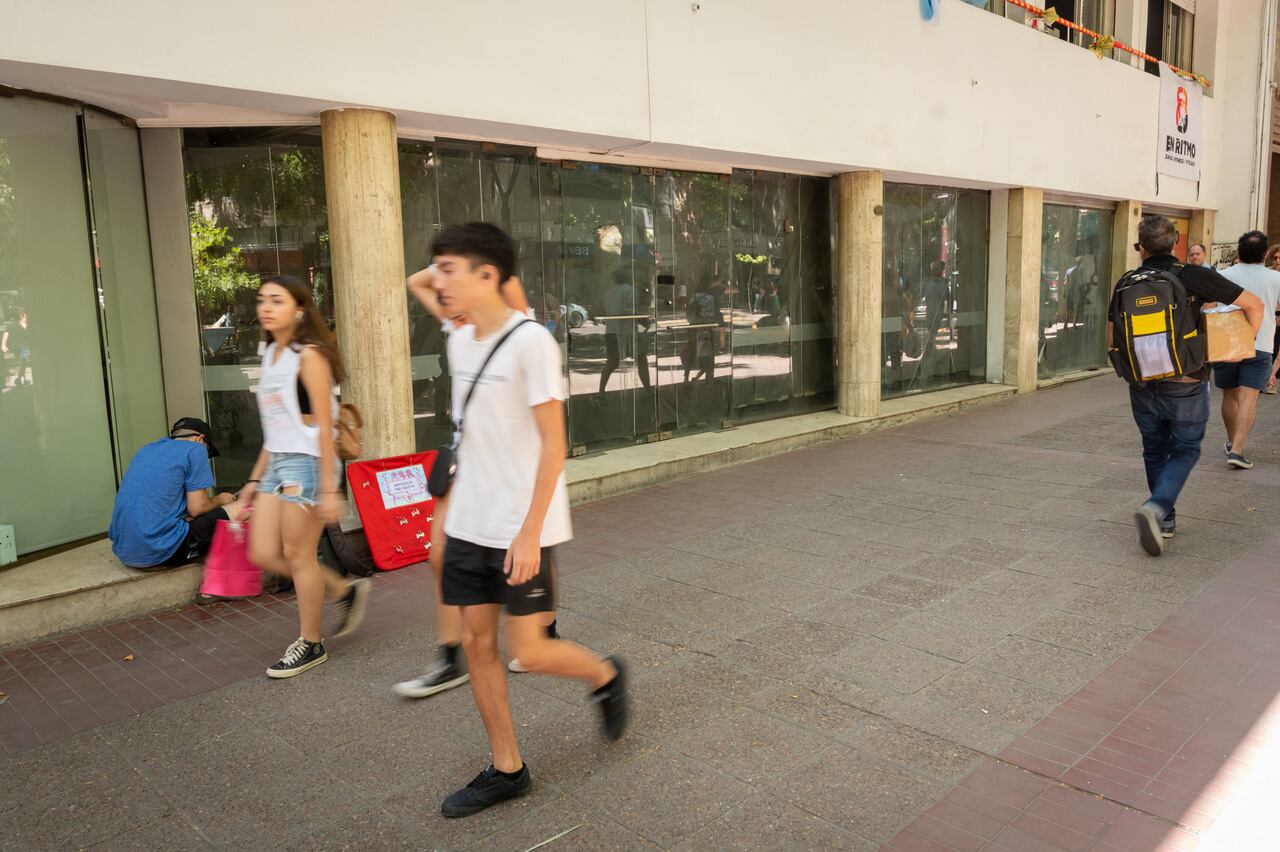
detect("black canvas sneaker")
[592,656,628,741]
[1134,502,1164,557]
[1227,452,1254,470]
[392,660,469,699]
[331,577,371,639]
[441,764,532,818]
[267,637,327,678]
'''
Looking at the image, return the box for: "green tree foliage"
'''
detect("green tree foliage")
[189,210,257,313]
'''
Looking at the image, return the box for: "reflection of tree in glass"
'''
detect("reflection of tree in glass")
[189,210,257,314]
[0,140,14,292]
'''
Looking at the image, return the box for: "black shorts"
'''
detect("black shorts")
[153,508,230,570]
[441,536,556,615]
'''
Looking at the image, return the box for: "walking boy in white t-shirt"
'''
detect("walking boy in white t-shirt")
[425,223,627,818]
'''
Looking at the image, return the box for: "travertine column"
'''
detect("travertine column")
[1004,188,1043,393]
[1189,208,1216,257]
[321,109,414,460]
[1114,200,1142,276]
[836,171,884,417]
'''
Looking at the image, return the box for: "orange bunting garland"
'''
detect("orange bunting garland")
[1004,0,1210,86]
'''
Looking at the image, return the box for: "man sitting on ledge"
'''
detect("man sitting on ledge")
[109,418,247,571]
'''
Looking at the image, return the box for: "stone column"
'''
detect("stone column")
[320,109,414,461]
[1190,208,1216,257]
[836,171,884,418]
[1113,200,1142,276]
[1004,188,1043,393]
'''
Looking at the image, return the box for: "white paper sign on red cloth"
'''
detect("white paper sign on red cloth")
[1157,62,1202,181]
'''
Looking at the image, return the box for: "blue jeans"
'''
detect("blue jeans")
[1129,381,1210,520]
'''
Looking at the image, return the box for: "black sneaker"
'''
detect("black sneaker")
[592,656,628,741]
[331,577,370,639]
[1134,502,1164,557]
[1225,441,1232,458]
[393,660,469,699]
[441,764,532,818]
[267,637,327,678]
[1227,452,1254,470]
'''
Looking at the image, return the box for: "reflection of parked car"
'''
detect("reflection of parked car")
[560,302,589,328]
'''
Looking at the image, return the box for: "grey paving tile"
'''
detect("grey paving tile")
[0,730,129,814]
[919,667,1065,733]
[675,792,876,851]
[875,611,1011,662]
[902,554,999,586]
[5,772,175,851]
[1095,567,1207,604]
[970,635,1109,696]
[86,813,212,850]
[840,714,985,783]
[879,693,1021,755]
[944,538,1031,569]
[966,568,1083,605]
[739,618,862,662]
[280,807,433,852]
[1005,553,1116,587]
[799,592,916,635]
[667,704,835,785]
[806,636,957,698]
[476,795,657,851]
[854,574,956,609]
[767,744,950,843]
[733,576,841,614]
[1015,611,1147,658]
[749,684,872,738]
[96,688,255,765]
[569,747,755,848]
[1062,586,1181,630]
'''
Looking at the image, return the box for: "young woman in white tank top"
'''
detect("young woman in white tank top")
[242,275,370,678]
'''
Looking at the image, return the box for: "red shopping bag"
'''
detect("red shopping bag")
[346,452,437,571]
[199,520,262,600]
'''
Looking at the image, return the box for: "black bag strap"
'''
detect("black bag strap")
[456,318,536,433]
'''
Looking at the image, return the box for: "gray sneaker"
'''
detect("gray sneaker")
[1227,452,1254,470]
[1134,502,1164,557]
[1159,517,1176,539]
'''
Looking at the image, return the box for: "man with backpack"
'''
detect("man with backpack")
[1213,231,1280,469]
[1109,216,1263,557]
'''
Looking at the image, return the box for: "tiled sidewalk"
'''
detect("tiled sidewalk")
[2,377,1279,850]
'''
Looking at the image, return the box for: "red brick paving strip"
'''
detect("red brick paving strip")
[885,529,1280,851]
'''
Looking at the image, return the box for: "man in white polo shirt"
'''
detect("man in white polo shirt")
[1215,231,1280,469]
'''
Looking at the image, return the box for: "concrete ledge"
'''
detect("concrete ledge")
[567,382,1016,504]
[1036,367,1110,391]
[0,540,200,649]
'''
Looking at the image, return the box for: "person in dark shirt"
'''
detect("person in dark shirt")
[1124,216,1264,557]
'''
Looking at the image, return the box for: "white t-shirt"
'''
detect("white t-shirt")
[443,312,572,549]
[1220,263,1280,353]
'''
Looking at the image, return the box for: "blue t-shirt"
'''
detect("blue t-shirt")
[108,439,214,567]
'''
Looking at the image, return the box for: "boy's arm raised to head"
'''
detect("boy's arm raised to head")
[407,266,445,320]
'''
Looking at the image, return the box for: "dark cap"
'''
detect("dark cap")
[169,417,220,458]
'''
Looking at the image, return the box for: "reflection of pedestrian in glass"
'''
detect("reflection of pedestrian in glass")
[599,267,651,392]
[883,255,906,371]
[1,309,32,386]
[683,277,723,383]
[919,261,950,374]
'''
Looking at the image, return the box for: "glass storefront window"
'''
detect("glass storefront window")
[1,96,165,555]
[182,128,331,487]
[184,133,836,471]
[882,184,989,398]
[1039,204,1115,379]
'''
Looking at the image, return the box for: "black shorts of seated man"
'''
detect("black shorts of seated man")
[108,418,248,570]
[428,222,628,818]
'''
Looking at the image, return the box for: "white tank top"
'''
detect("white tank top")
[256,343,336,457]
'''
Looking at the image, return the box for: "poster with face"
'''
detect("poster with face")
[1157,63,1202,182]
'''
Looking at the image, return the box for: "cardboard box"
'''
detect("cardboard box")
[1204,309,1255,363]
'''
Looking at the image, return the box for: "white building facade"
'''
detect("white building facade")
[1,0,1276,557]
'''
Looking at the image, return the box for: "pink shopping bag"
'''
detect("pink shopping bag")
[199,520,262,600]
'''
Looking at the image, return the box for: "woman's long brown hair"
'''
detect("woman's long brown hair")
[259,275,348,384]
[1264,244,1280,271]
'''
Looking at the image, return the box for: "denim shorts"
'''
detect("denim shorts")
[259,452,339,506]
[1212,351,1274,392]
